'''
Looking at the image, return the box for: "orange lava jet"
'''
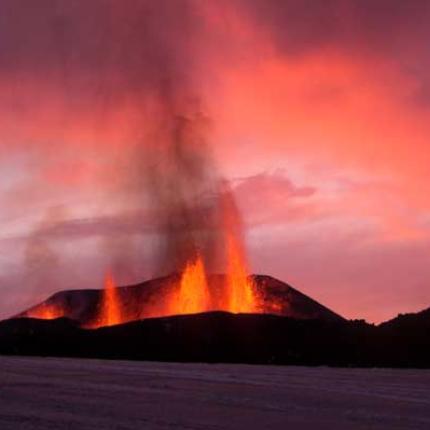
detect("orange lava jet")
[167,244,258,316]
[160,187,259,318]
[225,232,258,313]
[96,271,122,327]
[170,254,210,315]
[220,185,259,314]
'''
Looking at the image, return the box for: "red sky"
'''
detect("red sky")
[1,0,430,322]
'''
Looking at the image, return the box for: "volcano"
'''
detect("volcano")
[6,275,430,368]
[16,274,343,327]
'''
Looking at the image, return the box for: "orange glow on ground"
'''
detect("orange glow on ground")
[27,303,64,320]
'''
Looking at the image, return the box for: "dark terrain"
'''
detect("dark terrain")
[3,274,429,367]
[1,307,429,367]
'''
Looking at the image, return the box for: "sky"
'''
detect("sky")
[1,0,430,323]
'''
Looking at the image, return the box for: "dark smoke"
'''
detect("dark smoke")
[0,0,247,287]
[23,206,65,302]
[141,94,230,276]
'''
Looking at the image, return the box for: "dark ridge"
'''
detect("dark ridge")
[1,309,429,368]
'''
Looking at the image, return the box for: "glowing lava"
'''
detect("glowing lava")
[27,303,64,320]
[162,187,259,317]
[170,254,210,315]
[167,247,258,317]
[23,188,262,327]
[97,271,122,327]
[225,232,258,313]
[220,185,259,314]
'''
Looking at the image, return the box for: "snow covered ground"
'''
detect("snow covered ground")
[0,356,429,429]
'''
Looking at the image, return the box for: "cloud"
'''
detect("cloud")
[249,215,430,323]
[232,171,318,226]
[6,170,316,242]
[0,0,197,87]
[231,0,430,57]
[0,0,210,150]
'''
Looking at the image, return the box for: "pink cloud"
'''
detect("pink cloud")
[233,171,319,226]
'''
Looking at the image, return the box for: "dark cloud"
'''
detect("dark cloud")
[2,1,430,86]
[225,0,430,107]
[0,0,202,110]
[2,0,430,112]
[228,0,430,105]
[230,0,430,57]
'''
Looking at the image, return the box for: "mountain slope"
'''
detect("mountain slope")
[16,274,344,326]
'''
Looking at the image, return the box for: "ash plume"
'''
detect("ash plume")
[139,93,231,276]
[0,0,250,289]
[23,206,66,302]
